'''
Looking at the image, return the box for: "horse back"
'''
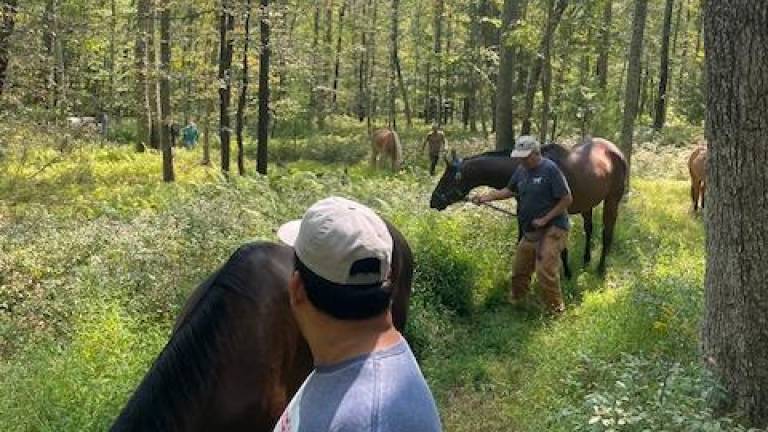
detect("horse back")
[563,137,627,213]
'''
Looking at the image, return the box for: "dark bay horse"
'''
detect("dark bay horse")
[110,222,414,432]
[430,137,627,274]
[371,128,403,171]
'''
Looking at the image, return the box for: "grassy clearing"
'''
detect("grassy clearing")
[0,120,754,431]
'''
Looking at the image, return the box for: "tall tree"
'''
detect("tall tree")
[219,0,235,174]
[148,0,161,149]
[256,0,271,175]
[519,0,567,136]
[432,0,444,125]
[596,0,612,89]
[0,0,17,97]
[392,0,411,127]
[494,0,521,150]
[236,0,252,176]
[702,0,768,427]
[331,0,347,109]
[619,0,649,182]
[158,0,174,182]
[134,0,152,151]
[653,0,675,130]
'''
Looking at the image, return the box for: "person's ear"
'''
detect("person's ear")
[288,271,307,307]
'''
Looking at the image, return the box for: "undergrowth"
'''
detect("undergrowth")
[0,120,756,431]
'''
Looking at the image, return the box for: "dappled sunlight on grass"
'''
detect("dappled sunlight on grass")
[2,124,747,431]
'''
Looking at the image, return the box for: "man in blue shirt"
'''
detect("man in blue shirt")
[473,136,573,314]
[276,197,443,432]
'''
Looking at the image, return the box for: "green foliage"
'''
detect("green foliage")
[410,215,477,316]
[554,354,747,432]
[0,125,753,431]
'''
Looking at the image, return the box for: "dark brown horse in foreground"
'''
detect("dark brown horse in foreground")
[430,137,627,275]
[688,145,707,212]
[371,128,403,171]
[110,222,413,432]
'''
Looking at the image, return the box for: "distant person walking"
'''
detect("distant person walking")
[182,121,199,149]
[422,125,447,176]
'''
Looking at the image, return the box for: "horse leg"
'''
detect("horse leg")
[582,209,593,266]
[561,248,572,280]
[598,200,619,275]
[370,148,377,169]
[691,182,699,212]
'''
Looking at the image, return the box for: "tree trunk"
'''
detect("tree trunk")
[596,0,612,89]
[134,0,151,152]
[433,0,444,126]
[148,0,161,149]
[676,0,691,98]
[495,0,521,150]
[653,0,674,130]
[256,0,271,175]
[109,0,117,117]
[159,0,174,182]
[310,0,321,124]
[236,0,252,177]
[539,0,559,143]
[331,0,347,109]
[702,1,768,427]
[388,0,397,128]
[520,0,567,136]
[43,0,61,110]
[392,0,411,128]
[619,0,648,183]
[202,97,212,165]
[219,0,235,174]
[365,0,378,132]
[0,0,17,97]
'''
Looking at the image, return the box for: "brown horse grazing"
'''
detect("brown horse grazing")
[110,222,413,432]
[688,145,707,212]
[371,128,403,171]
[430,137,627,275]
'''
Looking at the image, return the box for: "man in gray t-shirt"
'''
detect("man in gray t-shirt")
[472,136,573,314]
[276,197,442,432]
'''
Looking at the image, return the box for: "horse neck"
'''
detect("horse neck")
[463,156,517,190]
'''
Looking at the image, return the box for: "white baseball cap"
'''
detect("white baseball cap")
[510,135,541,158]
[277,197,393,285]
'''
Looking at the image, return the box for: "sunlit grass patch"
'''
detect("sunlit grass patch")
[0,304,166,432]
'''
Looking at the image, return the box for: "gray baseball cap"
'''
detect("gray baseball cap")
[277,197,393,285]
[510,135,540,158]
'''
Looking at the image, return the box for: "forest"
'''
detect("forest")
[1,0,767,431]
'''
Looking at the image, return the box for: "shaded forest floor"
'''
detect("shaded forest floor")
[0,119,756,431]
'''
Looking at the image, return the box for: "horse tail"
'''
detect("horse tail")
[612,148,629,198]
[393,130,403,167]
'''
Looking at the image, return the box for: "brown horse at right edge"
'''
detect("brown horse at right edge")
[431,136,627,276]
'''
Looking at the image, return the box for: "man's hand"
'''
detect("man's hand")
[531,217,549,229]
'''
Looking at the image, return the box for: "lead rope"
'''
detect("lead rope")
[462,197,517,217]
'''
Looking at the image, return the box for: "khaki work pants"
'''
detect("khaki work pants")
[510,226,569,313]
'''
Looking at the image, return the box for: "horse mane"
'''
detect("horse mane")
[540,142,570,165]
[111,244,274,432]
[463,149,511,161]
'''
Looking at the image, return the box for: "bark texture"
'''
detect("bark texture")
[702,1,768,427]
